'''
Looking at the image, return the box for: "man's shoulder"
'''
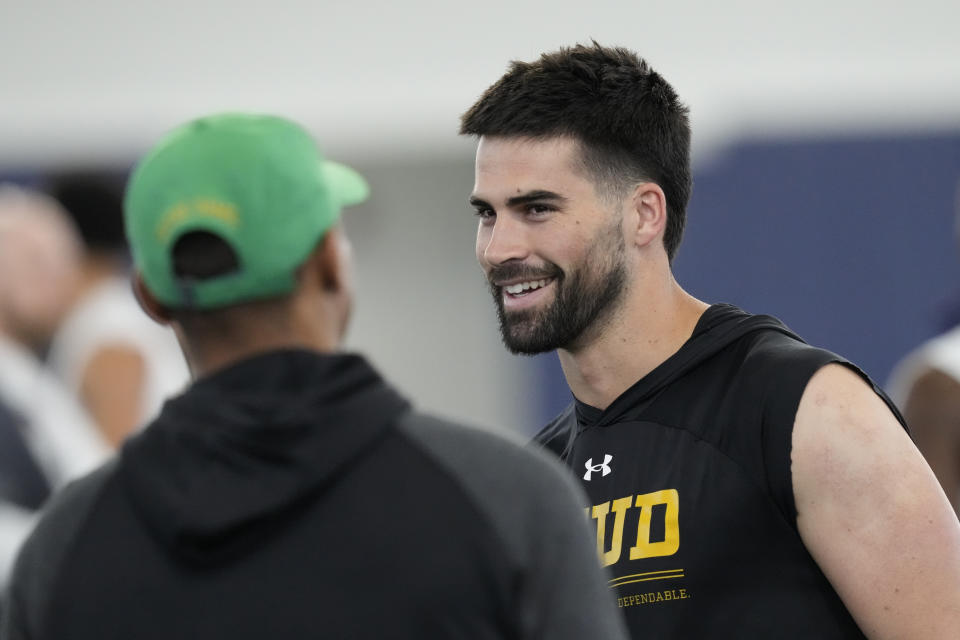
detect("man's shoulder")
[737,327,901,421]
[397,411,574,487]
[531,403,576,459]
[697,305,842,378]
[728,325,847,393]
[16,460,116,563]
[394,411,588,531]
[739,320,834,361]
[5,460,117,637]
[394,414,627,640]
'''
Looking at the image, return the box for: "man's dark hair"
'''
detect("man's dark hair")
[460,42,692,261]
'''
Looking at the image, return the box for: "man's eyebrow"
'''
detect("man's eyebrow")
[506,190,567,207]
[468,190,568,209]
[468,195,491,208]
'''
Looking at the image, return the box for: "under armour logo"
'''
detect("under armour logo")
[583,454,613,481]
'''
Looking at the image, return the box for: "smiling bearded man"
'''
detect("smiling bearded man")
[460,42,960,640]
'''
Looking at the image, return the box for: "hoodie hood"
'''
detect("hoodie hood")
[581,304,801,426]
[119,349,410,565]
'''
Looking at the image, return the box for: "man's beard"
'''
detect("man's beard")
[486,224,628,355]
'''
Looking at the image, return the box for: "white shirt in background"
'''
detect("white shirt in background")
[47,276,190,431]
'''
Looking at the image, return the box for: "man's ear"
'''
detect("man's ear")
[132,273,173,325]
[629,182,668,250]
[314,225,348,293]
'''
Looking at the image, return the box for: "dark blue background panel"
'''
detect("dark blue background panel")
[676,131,960,383]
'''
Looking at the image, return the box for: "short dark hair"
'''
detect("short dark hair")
[460,42,692,261]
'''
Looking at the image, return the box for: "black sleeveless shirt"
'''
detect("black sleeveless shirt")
[535,304,904,639]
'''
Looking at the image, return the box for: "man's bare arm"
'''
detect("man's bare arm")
[793,363,960,639]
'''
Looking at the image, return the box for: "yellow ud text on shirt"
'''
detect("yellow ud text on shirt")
[587,489,680,566]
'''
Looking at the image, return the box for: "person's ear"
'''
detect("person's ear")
[629,182,668,250]
[314,225,350,294]
[132,273,173,325]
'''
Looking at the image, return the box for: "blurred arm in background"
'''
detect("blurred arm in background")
[889,331,960,517]
[888,182,960,518]
[900,365,960,514]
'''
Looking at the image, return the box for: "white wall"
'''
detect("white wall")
[2,0,958,166]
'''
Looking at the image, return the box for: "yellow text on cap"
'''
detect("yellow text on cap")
[156,198,240,242]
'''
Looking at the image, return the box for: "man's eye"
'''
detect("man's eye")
[474,208,495,219]
[527,204,555,216]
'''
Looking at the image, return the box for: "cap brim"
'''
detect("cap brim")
[322,161,369,207]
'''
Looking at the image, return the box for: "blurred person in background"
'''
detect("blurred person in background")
[45,173,188,447]
[1,113,628,640]
[887,183,960,516]
[461,42,960,639]
[0,185,109,591]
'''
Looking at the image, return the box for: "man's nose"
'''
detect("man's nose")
[479,214,530,266]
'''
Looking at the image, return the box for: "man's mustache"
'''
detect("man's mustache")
[486,262,563,286]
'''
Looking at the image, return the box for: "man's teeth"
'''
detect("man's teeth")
[504,279,550,295]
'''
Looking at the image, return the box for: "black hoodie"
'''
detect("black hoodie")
[2,350,628,640]
[535,304,904,639]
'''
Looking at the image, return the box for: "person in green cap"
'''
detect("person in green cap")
[0,113,628,640]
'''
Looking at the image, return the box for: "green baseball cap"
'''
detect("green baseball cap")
[124,112,369,309]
